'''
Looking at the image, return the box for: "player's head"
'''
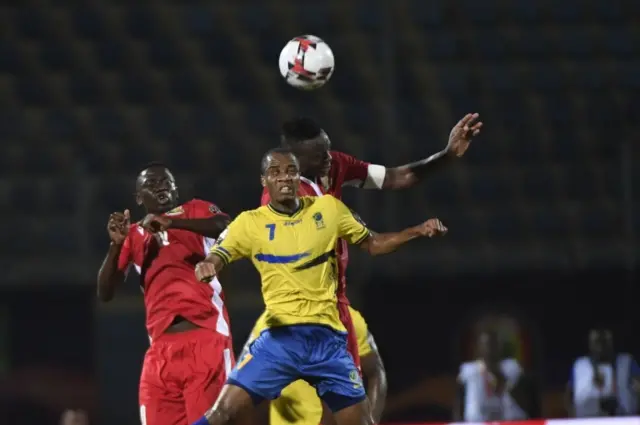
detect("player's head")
[589,328,613,360]
[477,330,501,362]
[280,117,332,178]
[261,147,300,203]
[135,162,179,214]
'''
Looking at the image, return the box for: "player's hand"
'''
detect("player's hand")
[107,209,130,245]
[417,218,448,237]
[446,113,483,157]
[140,214,172,233]
[195,261,217,283]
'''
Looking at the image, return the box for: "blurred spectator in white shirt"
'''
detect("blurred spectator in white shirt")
[454,330,535,421]
[565,328,640,417]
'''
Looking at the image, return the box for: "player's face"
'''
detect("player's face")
[292,132,332,177]
[136,167,179,213]
[477,332,500,361]
[589,329,613,360]
[262,153,300,203]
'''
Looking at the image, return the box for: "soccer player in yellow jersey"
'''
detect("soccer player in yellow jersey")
[192,148,447,425]
[244,306,386,425]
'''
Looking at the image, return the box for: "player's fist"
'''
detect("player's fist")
[195,261,217,283]
[446,113,483,157]
[140,214,172,233]
[418,218,447,237]
[107,209,130,245]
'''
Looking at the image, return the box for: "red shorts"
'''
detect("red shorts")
[338,302,361,371]
[139,328,235,425]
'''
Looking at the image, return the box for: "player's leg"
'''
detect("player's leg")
[304,327,370,425]
[195,327,300,425]
[338,302,361,372]
[183,329,235,423]
[139,345,188,425]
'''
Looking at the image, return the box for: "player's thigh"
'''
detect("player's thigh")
[184,334,235,422]
[140,356,187,425]
[332,400,371,425]
[139,394,188,425]
[337,303,361,371]
[304,331,366,415]
[228,328,300,402]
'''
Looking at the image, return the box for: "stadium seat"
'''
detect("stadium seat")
[0,1,635,284]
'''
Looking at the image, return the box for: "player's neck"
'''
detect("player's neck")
[269,198,301,216]
[300,171,318,182]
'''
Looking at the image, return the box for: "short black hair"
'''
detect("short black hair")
[139,161,168,174]
[281,117,323,146]
[261,147,296,175]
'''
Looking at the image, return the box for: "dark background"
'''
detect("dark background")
[0,1,637,424]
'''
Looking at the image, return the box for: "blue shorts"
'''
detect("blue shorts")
[227,325,366,412]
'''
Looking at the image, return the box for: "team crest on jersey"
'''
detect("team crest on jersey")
[349,369,362,388]
[312,212,325,229]
[209,204,221,214]
[164,206,184,216]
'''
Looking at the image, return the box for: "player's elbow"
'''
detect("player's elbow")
[96,285,114,302]
[360,236,384,256]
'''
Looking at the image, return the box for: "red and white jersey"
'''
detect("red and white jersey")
[261,151,386,305]
[117,199,231,341]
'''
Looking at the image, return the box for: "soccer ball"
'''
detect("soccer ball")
[278,35,335,90]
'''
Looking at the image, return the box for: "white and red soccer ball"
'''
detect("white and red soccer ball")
[279,35,335,90]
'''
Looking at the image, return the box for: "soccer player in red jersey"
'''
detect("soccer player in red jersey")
[97,163,234,425]
[259,114,482,422]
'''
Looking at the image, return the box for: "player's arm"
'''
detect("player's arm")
[97,210,131,302]
[333,198,447,255]
[141,200,230,239]
[195,213,252,282]
[376,113,482,190]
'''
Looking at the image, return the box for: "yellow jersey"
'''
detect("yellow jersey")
[210,195,370,332]
[244,307,375,425]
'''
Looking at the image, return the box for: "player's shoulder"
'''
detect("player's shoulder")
[183,198,224,213]
[312,194,339,206]
[330,150,359,164]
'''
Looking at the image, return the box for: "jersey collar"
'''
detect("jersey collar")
[267,200,304,217]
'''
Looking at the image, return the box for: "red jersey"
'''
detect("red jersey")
[260,151,386,304]
[117,199,232,341]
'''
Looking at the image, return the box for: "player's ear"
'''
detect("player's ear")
[135,193,143,206]
[260,176,266,187]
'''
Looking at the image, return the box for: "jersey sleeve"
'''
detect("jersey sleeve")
[209,212,252,264]
[348,307,374,357]
[333,151,386,190]
[189,198,230,219]
[260,188,271,206]
[332,196,371,245]
[116,231,132,273]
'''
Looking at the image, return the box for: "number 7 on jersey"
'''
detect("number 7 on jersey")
[265,224,276,241]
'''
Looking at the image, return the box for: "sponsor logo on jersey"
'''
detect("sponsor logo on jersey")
[164,206,184,216]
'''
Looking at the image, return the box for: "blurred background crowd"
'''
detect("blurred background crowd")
[0,1,637,425]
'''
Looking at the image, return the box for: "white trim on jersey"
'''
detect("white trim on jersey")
[202,237,230,337]
[300,176,324,196]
